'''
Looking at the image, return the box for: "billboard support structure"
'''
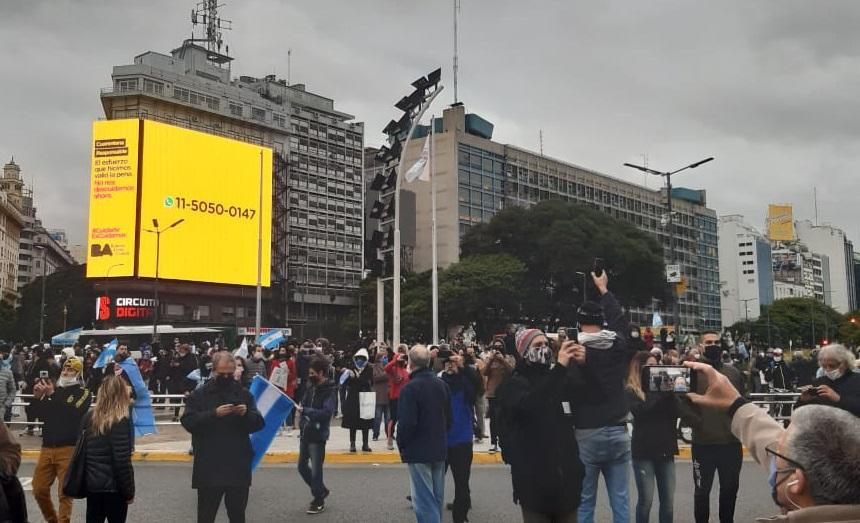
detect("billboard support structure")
[256,150,264,335]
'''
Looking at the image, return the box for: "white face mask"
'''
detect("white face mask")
[824,369,844,381]
[57,377,78,388]
[773,356,782,362]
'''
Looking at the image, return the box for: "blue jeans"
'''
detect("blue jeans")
[407,461,445,523]
[633,458,675,523]
[577,426,631,523]
[373,404,390,439]
[297,440,327,502]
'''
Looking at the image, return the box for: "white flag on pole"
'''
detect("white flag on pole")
[234,337,249,359]
[404,135,431,183]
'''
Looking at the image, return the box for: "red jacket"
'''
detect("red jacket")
[384,358,410,400]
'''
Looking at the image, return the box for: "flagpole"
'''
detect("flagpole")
[430,115,439,345]
[255,150,263,335]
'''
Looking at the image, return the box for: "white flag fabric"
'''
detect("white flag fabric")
[234,337,249,359]
[404,135,431,183]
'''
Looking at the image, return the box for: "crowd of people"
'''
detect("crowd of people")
[0,270,855,522]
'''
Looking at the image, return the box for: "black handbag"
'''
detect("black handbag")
[62,427,88,499]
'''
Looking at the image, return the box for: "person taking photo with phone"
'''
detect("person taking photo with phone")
[795,344,860,416]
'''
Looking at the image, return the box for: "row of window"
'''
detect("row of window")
[288,190,362,218]
[287,268,361,288]
[288,231,361,252]
[288,153,362,183]
[174,87,220,111]
[288,173,362,200]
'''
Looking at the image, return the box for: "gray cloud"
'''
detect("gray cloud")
[1,0,858,246]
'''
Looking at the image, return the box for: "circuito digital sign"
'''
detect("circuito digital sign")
[86,119,273,286]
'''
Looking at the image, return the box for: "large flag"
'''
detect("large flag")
[117,358,157,438]
[93,338,118,369]
[256,330,286,350]
[651,312,663,328]
[234,337,249,359]
[404,135,431,183]
[248,376,295,470]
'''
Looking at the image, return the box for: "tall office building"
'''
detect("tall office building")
[0,160,25,303]
[99,25,363,336]
[794,220,856,313]
[718,215,774,326]
[396,104,721,331]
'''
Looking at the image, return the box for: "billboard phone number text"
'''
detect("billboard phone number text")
[170,197,256,219]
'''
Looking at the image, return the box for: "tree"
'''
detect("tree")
[16,264,96,343]
[838,311,860,348]
[461,200,666,329]
[729,298,845,349]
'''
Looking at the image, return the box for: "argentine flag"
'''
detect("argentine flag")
[256,329,286,350]
[234,337,249,359]
[93,338,118,369]
[118,358,157,438]
[249,375,295,470]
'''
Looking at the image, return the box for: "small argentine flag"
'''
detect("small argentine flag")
[234,337,249,359]
[256,329,286,350]
[93,338,118,369]
[249,376,295,470]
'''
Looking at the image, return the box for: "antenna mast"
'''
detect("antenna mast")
[190,1,232,56]
[287,48,292,86]
[539,130,544,156]
[453,0,460,103]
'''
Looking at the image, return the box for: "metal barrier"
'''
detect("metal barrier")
[6,393,190,427]
[749,392,801,421]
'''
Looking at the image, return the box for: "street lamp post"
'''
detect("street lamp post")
[575,271,587,305]
[34,244,47,343]
[143,218,185,343]
[623,157,714,332]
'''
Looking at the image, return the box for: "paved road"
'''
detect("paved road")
[18,461,774,522]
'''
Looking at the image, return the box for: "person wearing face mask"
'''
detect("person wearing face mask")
[244,344,268,381]
[689,331,746,523]
[440,354,476,523]
[32,357,92,523]
[796,344,860,417]
[765,348,796,391]
[384,351,410,450]
[496,328,585,522]
[628,326,646,353]
[482,340,514,454]
[181,351,264,523]
[685,360,860,522]
[297,356,337,514]
[340,348,374,453]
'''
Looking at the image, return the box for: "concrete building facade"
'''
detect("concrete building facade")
[397,104,721,332]
[718,215,774,326]
[794,220,856,313]
[0,160,26,303]
[100,41,364,337]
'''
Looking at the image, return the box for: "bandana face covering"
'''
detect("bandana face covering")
[524,345,553,366]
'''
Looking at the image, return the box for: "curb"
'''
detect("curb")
[20,447,746,464]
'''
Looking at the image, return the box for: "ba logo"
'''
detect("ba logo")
[96,296,111,321]
[91,244,113,257]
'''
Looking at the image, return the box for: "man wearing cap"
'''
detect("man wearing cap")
[32,357,91,523]
[573,271,634,523]
[765,348,795,391]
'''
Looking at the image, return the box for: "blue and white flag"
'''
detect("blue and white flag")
[234,337,249,359]
[651,312,663,328]
[117,358,157,438]
[249,375,295,470]
[256,330,286,350]
[93,339,118,369]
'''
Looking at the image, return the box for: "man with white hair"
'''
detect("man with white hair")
[686,360,860,520]
[397,345,451,523]
[796,344,860,417]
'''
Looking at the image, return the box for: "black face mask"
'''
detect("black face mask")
[704,345,722,362]
[214,374,233,387]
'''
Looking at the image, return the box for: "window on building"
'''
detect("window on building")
[251,107,266,121]
[174,87,190,102]
[166,304,185,316]
[193,305,210,320]
[143,79,163,95]
[115,78,139,92]
[274,113,287,128]
[230,103,243,117]
[222,306,235,319]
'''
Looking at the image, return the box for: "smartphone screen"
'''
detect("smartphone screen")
[641,365,694,393]
[39,371,49,379]
[559,327,579,343]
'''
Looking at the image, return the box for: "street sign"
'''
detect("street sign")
[666,264,681,283]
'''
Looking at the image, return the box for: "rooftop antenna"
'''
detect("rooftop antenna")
[642,152,648,188]
[190,1,232,56]
[287,48,292,86]
[453,0,460,104]
[814,186,819,226]
[539,130,544,157]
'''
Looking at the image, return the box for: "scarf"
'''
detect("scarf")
[578,330,617,350]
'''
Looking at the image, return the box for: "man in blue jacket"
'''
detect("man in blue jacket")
[440,353,476,523]
[297,356,337,515]
[397,345,451,523]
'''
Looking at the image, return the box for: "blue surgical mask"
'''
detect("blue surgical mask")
[354,358,367,369]
[380,356,389,366]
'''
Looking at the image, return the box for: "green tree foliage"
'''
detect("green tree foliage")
[838,311,860,347]
[16,264,95,343]
[728,298,845,349]
[460,200,666,327]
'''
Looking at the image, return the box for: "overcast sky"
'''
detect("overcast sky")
[1,0,859,247]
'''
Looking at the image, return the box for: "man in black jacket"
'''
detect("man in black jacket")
[572,270,633,523]
[168,343,198,422]
[31,356,91,523]
[181,351,264,523]
[497,328,585,522]
[22,347,59,436]
[297,356,337,514]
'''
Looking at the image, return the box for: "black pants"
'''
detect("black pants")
[692,443,742,523]
[446,443,473,523]
[349,428,369,448]
[197,486,249,523]
[488,397,500,445]
[86,493,128,523]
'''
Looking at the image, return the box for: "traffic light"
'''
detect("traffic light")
[822,339,830,346]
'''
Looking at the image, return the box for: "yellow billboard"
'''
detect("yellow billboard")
[137,120,272,286]
[768,204,794,242]
[86,119,273,287]
[86,120,140,278]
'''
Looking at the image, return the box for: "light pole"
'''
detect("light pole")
[575,271,587,305]
[392,85,444,347]
[34,244,47,343]
[143,218,185,342]
[623,157,714,332]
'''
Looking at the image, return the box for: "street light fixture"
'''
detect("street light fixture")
[143,218,185,342]
[623,157,714,332]
[34,243,47,343]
